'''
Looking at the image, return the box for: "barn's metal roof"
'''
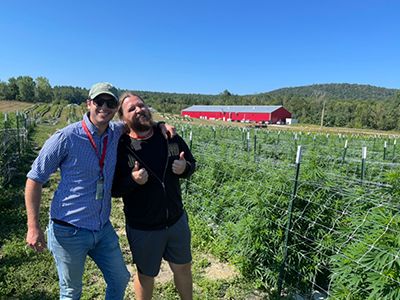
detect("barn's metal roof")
[182,105,283,113]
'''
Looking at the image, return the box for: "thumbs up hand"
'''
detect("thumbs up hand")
[132,161,148,185]
[172,151,186,175]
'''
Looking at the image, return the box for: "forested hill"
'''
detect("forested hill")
[1,76,400,130]
[264,83,399,101]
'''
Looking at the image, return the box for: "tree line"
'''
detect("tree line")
[138,87,400,131]
[1,76,400,131]
[0,76,87,104]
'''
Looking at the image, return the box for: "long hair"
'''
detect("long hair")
[117,92,144,120]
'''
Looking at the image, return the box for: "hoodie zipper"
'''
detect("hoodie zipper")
[126,135,171,227]
[161,142,169,225]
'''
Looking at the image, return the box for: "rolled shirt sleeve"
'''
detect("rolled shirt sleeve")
[27,130,68,184]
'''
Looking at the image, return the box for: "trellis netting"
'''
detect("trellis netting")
[181,125,400,299]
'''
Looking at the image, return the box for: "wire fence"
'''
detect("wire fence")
[0,103,96,187]
[181,125,400,299]
[0,112,35,186]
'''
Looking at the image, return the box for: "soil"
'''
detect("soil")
[156,253,239,284]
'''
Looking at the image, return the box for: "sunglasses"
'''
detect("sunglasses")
[92,97,118,109]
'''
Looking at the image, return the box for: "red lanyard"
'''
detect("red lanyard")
[81,120,108,176]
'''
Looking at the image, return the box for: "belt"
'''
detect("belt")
[51,218,76,228]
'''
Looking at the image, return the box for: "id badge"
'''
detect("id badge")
[96,178,104,200]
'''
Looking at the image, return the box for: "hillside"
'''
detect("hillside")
[265,83,399,101]
[0,101,35,112]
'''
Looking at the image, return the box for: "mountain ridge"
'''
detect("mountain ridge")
[260,83,399,101]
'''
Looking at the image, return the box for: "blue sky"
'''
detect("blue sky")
[0,0,399,95]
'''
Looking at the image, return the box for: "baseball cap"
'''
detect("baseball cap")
[88,82,118,102]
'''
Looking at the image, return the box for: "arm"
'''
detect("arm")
[24,131,67,252]
[157,122,176,139]
[112,162,147,197]
[131,161,148,185]
[112,140,143,197]
[25,178,46,252]
[172,135,196,178]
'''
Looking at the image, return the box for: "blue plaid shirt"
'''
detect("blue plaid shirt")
[27,113,125,231]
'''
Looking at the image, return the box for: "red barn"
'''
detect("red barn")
[181,105,291,124]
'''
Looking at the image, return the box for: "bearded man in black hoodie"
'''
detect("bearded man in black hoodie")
[112,92,196,300]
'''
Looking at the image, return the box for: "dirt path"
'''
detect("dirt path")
[156,253,239,285]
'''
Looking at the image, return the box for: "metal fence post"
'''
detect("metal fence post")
[189,130,193,151]
[253,132,257,162]
[277,145,303,296]
[361,146,367,183]
[293,133,298,163]
[246,131,250,152]
[185,130,193,195]
[16,112,21,155]
[383,141,387,160]
[341,140,348,164]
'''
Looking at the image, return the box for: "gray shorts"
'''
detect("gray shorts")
[126,213,192,277]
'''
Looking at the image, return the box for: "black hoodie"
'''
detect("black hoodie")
[112,127,196,230]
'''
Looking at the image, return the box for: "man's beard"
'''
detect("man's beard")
[131,111,153,132]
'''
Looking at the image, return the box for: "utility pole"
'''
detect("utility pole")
[320,97,326,128]
[314,91,326,128]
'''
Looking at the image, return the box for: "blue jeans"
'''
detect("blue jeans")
[47,220,130,300]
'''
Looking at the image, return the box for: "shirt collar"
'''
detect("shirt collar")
[83,112,104,136]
